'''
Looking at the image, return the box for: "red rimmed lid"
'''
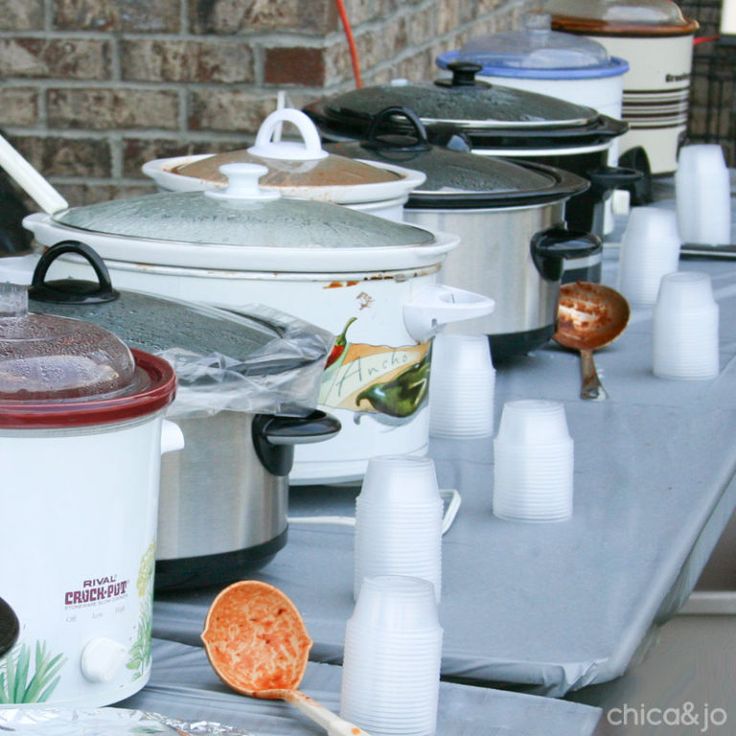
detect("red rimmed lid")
[0,348,176,429]
[0,285,175,429]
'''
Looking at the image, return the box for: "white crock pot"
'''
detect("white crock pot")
[0,285,181,707]
[21,164,493,485]
[142,108,426,222]
[547,0,699,175]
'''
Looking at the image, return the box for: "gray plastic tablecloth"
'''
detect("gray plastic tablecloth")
[119,638,602,736]
[153,200,736,698]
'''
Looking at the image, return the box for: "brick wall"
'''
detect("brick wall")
[0,0,539,206]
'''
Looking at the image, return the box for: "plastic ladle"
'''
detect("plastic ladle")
[202,581,368,736]
[553,281,630,401]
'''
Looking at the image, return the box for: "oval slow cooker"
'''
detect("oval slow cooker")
[547,0,699,175]
[142,108,425,222]
[25,241,340,591]
[327,107,601,360]
[303,63,639,237]
[0,283,178,707]
[21,164,493,485]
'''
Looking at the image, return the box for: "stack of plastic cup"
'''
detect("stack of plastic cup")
[493,400,574,523]
[429,333,495,439]
[617,206,681,307]
[653,271,719,380]
[676,144,732,246]
[354,455,443,602]
[341,575,443,736]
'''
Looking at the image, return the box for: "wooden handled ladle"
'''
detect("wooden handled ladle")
[202,580,368,736]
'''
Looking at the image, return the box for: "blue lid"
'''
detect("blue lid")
[437,13,629,80]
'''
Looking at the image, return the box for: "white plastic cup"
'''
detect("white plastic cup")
[493,400,574,523]
[653,271,719,380]
[676,144,731,246]
[341,576,443,736]
[429,334,495,439]
[617,207,681,306]
[354,456,443,602]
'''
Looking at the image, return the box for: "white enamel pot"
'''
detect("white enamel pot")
[33,256,492,484]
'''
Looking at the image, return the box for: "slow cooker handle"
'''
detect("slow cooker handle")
[403,285,495,342]
[252,410,341,477]
[531,227,602,282]
[586,166,643,198]
[29,240,119,304]
[362,106,432,153]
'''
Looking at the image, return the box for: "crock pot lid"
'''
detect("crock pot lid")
[322,71,599,129]
[174,147,402,189]
[327,139,558,198]
[547,0,698,33]
[53,176,435,249]
[457,13,612,69]
[29,288,315,375]
[0,597,19,658]
[0,283,139,402]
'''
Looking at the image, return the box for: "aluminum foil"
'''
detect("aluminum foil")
[0,709,253,736]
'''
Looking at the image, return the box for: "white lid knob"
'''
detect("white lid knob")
[205,163,281,202]
[80,637,128,683]
[247,108,328,162]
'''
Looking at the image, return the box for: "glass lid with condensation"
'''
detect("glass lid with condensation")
[327,140,554,194]
[174,149,400,188]
[322,64,598,129]
[324,107,590,208]
[458,13,612,70]
[0,283,137,401]
[54,164,435,248]
[547,0,698,35]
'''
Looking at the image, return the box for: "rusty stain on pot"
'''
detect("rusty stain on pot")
[324,280,360,289]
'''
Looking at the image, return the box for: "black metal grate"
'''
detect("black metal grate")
[680,1,736,165]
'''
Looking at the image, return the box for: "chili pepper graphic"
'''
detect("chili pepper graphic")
[326,317,357,368]
[356,354,430,418]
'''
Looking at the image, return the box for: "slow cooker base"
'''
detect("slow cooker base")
[153,529,288,592]
[490,324,556,362]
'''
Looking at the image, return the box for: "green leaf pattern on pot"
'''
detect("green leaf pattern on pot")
[128,542,155,679]
[0,640,65,703]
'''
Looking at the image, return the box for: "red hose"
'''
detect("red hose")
[335,0,363,88]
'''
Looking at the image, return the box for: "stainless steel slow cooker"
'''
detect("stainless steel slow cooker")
[303,63,638,237]
[327,108,600,359]
[26,242,340,590]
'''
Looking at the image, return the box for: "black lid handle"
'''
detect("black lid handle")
[441,61,483,87]
[531,227,602,282]
[362,106,432,153]
[29,240,119,304]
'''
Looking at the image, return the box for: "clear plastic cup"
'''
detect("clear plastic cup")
[495,399,571,445]
[617,207,681,306]
[652,273,719,380]
[341,576,443,736]
[355,461,443,601]
[493,401,574,523]
[429,334,495,439]
[676,145,731,246]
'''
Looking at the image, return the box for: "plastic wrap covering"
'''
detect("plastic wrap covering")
[28,291,334,419]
